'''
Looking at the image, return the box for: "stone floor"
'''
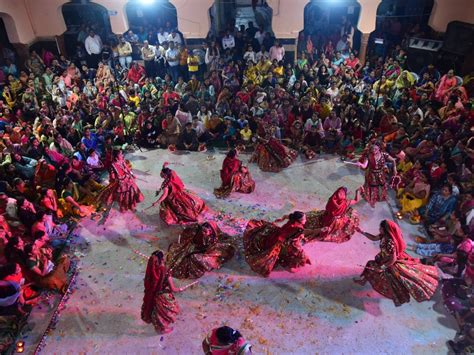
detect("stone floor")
[22,149,456,354]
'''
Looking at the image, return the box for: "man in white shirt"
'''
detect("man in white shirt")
[84,30,102,68]
[141,40,156,77]
[157,27,169,45]
[167,29,182,46]
[254,27,265,47]
[117,37,133,69]
[222,31,235,50]
[166,41,180,82]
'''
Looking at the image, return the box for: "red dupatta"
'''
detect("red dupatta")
[323,187,348,225]
[161,170,185,193]
[266,220,304,248]
[384,220,408,258]
[142,253,167,323]
[220,157,241,186]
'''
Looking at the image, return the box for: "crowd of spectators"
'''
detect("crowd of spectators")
[0,14,472,352]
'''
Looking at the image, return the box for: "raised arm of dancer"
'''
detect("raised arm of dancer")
[348,187,363,206]
[152,187,169,206]
[273,215,289,223]
[357,158,368,169]
[356,227,380,241]
[168,275,183,293]
[168,276,198,293]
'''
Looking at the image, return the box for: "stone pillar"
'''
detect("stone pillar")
[356,0,382,34]
[93,0,129,34]
[359,32,370,65]
[56,34,67,56]
[170,0,214,39]
[356,0,382,63]
[266,0,307,39]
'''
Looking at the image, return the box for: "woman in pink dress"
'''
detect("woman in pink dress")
[435,69,457,103]
[356,141,397,207]
[97,150,144,212]
[354,220,439,307]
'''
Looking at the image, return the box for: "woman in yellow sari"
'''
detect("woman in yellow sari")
[58,178,95,218]
[394,71,416,102]
[243,62,258,85]
[397,172,430,217]
[373,75,394,105]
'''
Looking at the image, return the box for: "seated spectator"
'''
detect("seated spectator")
[177,122,198,151]
[421,185,457,225]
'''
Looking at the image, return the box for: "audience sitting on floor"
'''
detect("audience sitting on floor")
[0,16,472,352]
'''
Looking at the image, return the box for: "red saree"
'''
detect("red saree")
[141,253,179,332]
[250,137,298,172]
[305,187,359,243]
[214,157,256,198]
[160,171,206,225]
[362,221,439,306]
[243,219,309,277]
[34,161,57,189]
[98,157,144,212]
[166,222,235,279]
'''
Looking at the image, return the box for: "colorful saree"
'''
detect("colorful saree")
[214,156,255,198]
[166,222,235,279]
[305,187,359,243]
[361,221,438,306]
[159,171,206,225]
[141,253,179,333]
[250,137,298,172]
[243,219,309,277]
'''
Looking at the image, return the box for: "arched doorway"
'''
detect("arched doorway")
[209,0,273,37]
[299,0,361,56]
[0,15,17,70]
[125,0,178,35]
[369,0,434,61]
[61,0,112,57]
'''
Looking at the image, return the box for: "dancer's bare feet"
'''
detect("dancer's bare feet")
[353,277,367,286]
[160,327,174,334]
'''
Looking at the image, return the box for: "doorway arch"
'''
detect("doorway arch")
[61,0,112,56]
[125,0,178,34]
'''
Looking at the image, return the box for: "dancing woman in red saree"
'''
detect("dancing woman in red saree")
[141,250,195,334]
[214,149,255,198]
[152,164,206,225]
[357,142,397,207]
[243,211,311,277]
[250,124,297,172]
[305,187,362,243]
[166,222,235,279]
[97,150,144,212]
[354,220,439,307]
